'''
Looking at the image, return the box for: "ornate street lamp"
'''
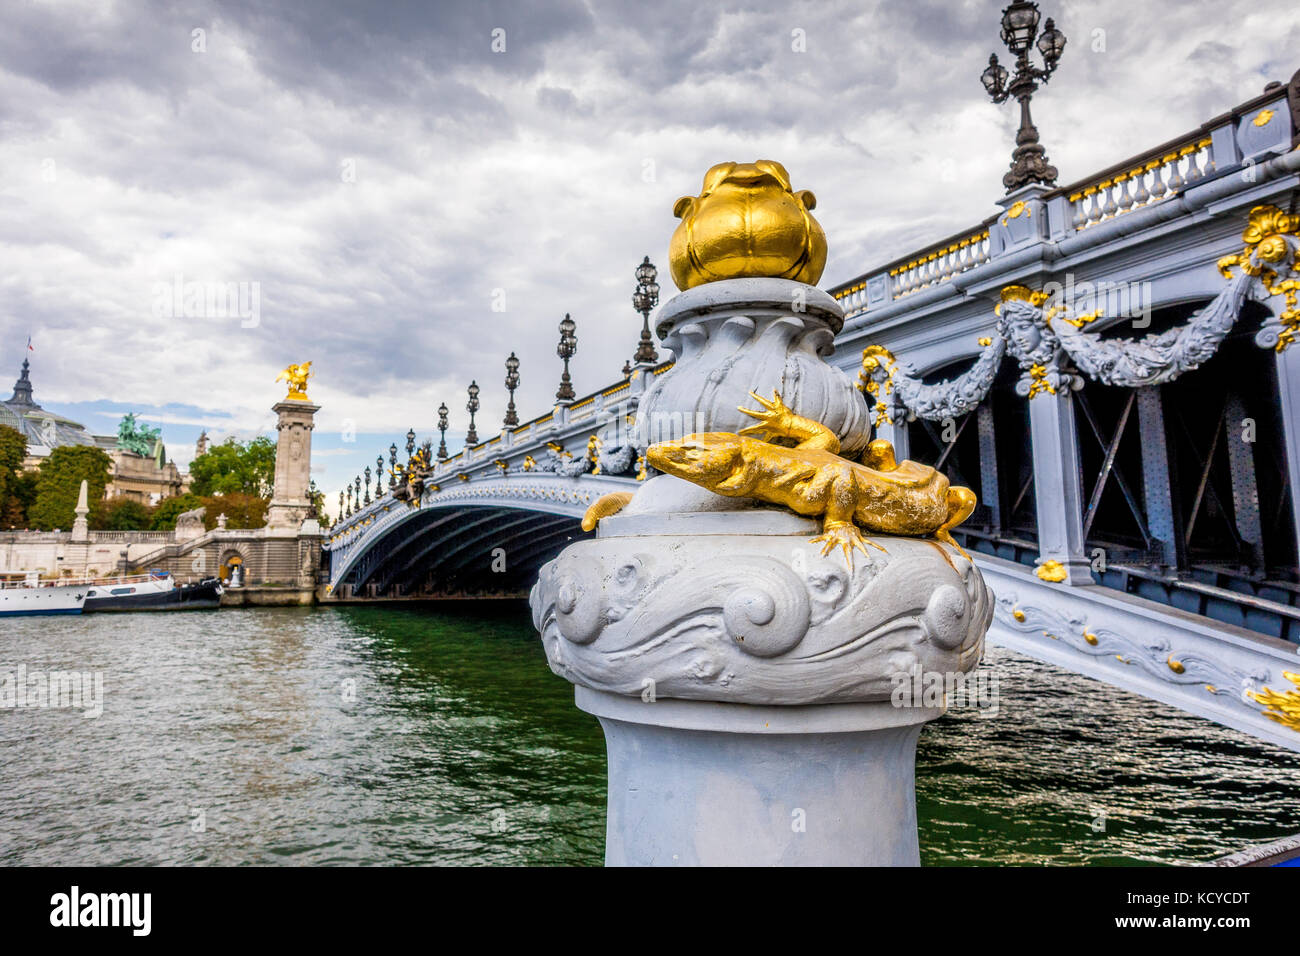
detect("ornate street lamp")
[405,428,416,459]
[632,256,660,364]
[437,402,449,460]
[504,353,520,427]
[376,455,385,495]
[338,490,344,520]
[981,2,1066,192]
[466,381,480,446]
[364,466,372,505]
[556,313,577,402]
[354,476,361,511]
[345,485,352,518]
[388,444,397,489]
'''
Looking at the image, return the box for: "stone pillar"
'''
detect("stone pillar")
[581,687,937,866]
[266,399,320,530]
[70,480,89,544]
[532,279,993,866]
[1028,391,1091,583]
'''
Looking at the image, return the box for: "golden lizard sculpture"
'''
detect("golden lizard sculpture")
[582,390,976,565]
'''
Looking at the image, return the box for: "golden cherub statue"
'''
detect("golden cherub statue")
[276,361,313,401]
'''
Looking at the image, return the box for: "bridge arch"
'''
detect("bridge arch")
[325,472,638,597]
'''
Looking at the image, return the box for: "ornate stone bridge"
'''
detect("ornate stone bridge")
[323,370,658,599]
[323,76,1300,752]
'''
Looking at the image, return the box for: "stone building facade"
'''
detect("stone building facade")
[3,357,188,503]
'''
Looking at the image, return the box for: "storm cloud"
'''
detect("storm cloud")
[0,0,1293,507]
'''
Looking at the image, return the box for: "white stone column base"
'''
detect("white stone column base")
[578,687,942,867]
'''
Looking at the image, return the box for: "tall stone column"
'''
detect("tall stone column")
[534,163,993,865]
[266,398,320,531]
[533,281,992,866]
[70,479,90,544]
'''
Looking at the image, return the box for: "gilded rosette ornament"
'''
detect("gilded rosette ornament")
[1217,205,1300,351]
[668,160,827,290]
[276,361,313,401]
[1249,671,1300,732]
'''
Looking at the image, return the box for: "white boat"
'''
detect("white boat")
[0,572,88,616]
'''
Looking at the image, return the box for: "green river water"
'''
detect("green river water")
[1,603,1297,865]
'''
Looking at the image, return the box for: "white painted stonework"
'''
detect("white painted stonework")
[530,279,995,866]
[534,507,990,706]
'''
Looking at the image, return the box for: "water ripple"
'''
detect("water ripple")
[0,605,1295,865]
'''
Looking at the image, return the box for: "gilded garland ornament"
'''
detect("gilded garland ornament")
[668,160,827,290]
[857,345,898,426]
[857,339,1006,424]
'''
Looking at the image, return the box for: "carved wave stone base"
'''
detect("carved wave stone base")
[531,509,992,706]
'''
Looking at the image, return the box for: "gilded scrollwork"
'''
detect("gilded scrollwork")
[1248,671,1300,732]
[992,593,1272,716]
[1218,205,1300,351]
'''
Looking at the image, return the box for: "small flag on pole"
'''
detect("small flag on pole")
[26,337,33,352]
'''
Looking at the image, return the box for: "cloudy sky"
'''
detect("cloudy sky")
[1,0,1294,515]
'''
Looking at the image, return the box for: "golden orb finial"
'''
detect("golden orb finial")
[276,361,313,401]
[668,160,827,291]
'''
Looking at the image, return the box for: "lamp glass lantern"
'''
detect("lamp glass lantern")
[981,54,1008,96]
[1037,18,1065,63]
[999,1,1041,54]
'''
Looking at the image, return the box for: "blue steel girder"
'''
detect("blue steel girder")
[336,508,469,589]
[485,521,587,590]
[431,513,578,589]
[370,509,506,591]
[382,511,577,594]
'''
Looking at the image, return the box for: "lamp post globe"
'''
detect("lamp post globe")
[632,256,660,364]
[466,381,480,446]
[504,352,521,427]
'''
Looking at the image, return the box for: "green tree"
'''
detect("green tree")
[1,472,37,529]
[0,424,32,527]
[150,493,203,530]
[189,436,276,497]
[95,497,152,531]
[28,445,112,531]
[200,492,266,530]
[308,479,330,529]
